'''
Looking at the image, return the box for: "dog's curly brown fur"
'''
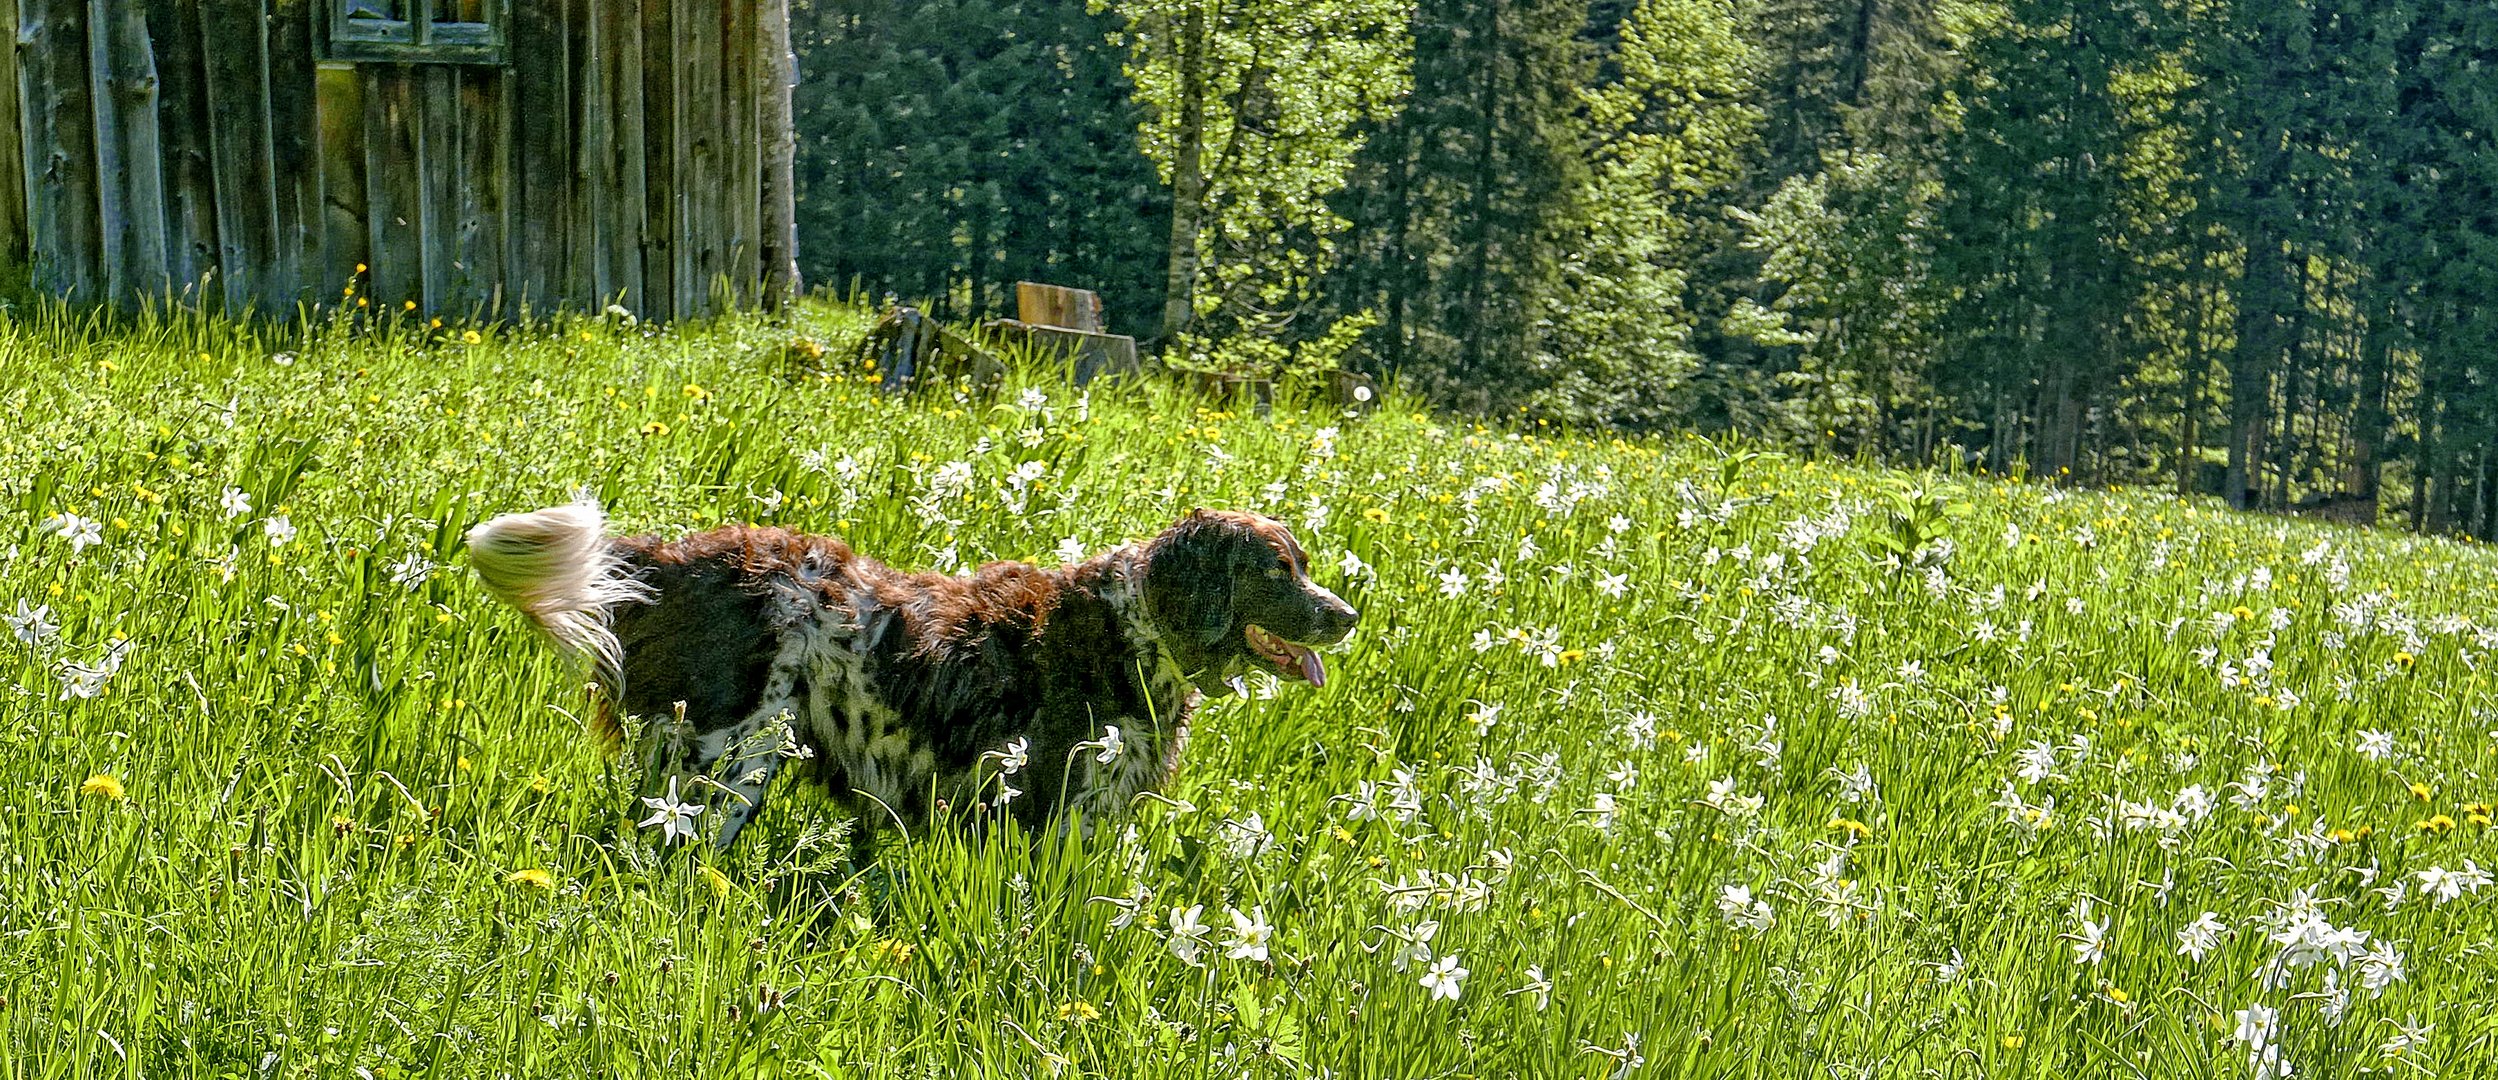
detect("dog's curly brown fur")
[467,504,1357,847]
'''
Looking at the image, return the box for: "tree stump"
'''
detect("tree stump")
[983,318,1141,386]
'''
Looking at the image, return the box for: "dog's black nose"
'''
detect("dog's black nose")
[1326,597,1360,631]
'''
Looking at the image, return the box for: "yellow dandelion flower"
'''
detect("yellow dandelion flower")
[80,773,126,802]
[1057,999,1101,1022]
[530,773,554,794]
[874,938,916,966]
[2417,815,2456,835]
[641,420,670,436]
[461,329,484,345]
[506,868,557,891]
[2410,782,2434,802]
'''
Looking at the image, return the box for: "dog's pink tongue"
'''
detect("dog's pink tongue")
[1289,643,1327,687]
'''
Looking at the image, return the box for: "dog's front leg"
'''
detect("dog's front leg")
[694,708,805,849]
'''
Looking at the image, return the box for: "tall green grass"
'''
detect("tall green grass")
[2,301,2493,1078]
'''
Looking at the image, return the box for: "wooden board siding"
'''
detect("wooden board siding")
[20,0,103,303]
[0,0,23,270]
[5,0,795,322]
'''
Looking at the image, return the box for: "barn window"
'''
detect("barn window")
[325,0,509,65]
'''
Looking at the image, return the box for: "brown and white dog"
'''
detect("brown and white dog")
[465,501,1358,848]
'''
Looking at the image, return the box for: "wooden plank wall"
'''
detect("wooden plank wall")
[4,0,793,321]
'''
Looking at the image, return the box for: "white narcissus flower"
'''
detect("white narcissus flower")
[1511,964,1552,1011]
[1419,952,1467,1002]
[7,599,60,646]
[2177,912,2226,963]
[1165,905,1209,967]
[48,513,104,553]
[2355,729,2395,761]
[1338,548,1371,580]
[1091,725,1125,765]
[1222,906,1271,963]
[1718,883,1775,933]
[220,487,253,520]
[637,777,706,845]
[2416,862,2492,905]
[2068,903,2110,966]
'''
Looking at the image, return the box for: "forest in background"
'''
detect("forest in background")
[787,0,2498,537]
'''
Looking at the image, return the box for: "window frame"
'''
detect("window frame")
[323,0,511,66]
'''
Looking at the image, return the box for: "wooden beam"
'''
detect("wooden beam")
[453,67,507,319]
[19,0,102,302]
[1016,282,1105,333]
[0,0,28,274]
[722,0,755,306]
[565,0,609,307]
[681,0,718,314]
[604,0,642,311]
[265,0,321,309]
[756,0,797,310]
[417,64,454,312]
[361,66,420,311]
[508,0,566,313]
[641,0,680,320]
[313,64,366,306]
[90,0,172,306]
[198,0,278,313]
[143,0,218,299]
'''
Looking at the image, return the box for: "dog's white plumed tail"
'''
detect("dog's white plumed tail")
[465,496,652,687]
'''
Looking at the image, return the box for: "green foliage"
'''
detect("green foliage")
[789,0,1168,329]
[1105,0,1409,352]
[1329,0,1594,410]
[1525,0,1763,431]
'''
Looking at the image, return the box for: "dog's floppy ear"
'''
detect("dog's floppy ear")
[1146,512,1236,648]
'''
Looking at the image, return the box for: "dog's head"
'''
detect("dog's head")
[1141,509,1360,694]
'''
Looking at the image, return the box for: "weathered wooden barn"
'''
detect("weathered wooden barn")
[0,0,799,322]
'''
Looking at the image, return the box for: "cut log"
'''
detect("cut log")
[984,318,1140,386]
[1014,281,1104,333]
[853,306,1008,395]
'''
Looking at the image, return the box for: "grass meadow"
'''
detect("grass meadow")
[4,302,2496,1078]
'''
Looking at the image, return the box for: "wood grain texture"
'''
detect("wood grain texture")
[20,0,102,302]
[91,0,169,304]
[265,0,319,307]
[142,0,218,297]
[3,0,793,323]
[641,0,680,320]
[361,66,420,310]
[198,0,277,312]
[0,0,25,269]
